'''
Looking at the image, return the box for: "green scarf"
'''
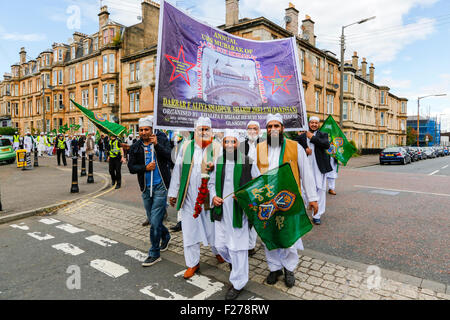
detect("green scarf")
[213,151,244,228]
[176,140,214,211]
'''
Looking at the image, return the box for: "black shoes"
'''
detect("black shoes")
[170,221,182,232]
[225,286,242,300]
[248,248,256,256]
[115,184,121,189]
[266,269,283,285]
[142,219,150,227]
[142,256,161,267]
[284,268,295,288]
[160,236,171,252]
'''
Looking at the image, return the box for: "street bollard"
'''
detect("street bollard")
[34,147,39,167]
[87,154,94,183]
[23,152,33,170]
[80,151,87,177]
[70,156,79,193]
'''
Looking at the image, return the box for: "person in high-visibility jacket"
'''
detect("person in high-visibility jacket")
[107,135,126,189]
[36,132,47,157]
[56,134,67,166]
[13,132,20,151]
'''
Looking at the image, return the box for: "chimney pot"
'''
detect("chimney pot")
[361,58,367,78]
[352,52,358,70]
[302,15,316,46]
[285,4,299,35]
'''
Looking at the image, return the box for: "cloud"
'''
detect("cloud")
[378,77,412,90]
[0,25,46,42]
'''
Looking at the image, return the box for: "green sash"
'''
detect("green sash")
[176,140,214,211]
[213,151,244,228]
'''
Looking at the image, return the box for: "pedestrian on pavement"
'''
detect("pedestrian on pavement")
[71,135,79,157]
[98,134,105,162]
[295,116,332,225]
[103,135,109,162]
[168,117,224,280]
[128,116,173,267]
[36,132,47,157]
[65,135,72,158]
[107,134,126,189]
[13,132,20,151]
[23,132,33,158]
[327,157,338,195]
[86,132,95,157]
[253,113,319,288]
[56,134,67,166]
[209,129,259,300]
[78,135,86,158]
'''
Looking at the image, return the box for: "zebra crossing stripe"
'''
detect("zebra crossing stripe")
[125,250,147,262]
[90,259,129,278]
[85,235,118,247]
[55,223,85,234]
[10,224,29,230]
[27,232,55,241]
[52,243,85,256]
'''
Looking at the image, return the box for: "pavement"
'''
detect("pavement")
[343,154,379,168]
[1,153,449,300]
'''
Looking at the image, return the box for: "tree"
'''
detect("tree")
[406,126,417,146]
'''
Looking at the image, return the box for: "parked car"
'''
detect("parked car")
[403,146,418,162]
[411,146,425,160]
[443,146,449,156]
[435,146,445,157]
[423,147,436,159]
[380,147,411,165]
[0,137,16,164]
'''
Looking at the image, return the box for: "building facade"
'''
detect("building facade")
[0,0,408,148]
[407,116,441,146]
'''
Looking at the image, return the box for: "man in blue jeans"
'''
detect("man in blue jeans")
[128,116,173,266]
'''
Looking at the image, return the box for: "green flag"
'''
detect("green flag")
[70,124,81,131]
[70,99,126,137]
[95,130,101,143]
[319,115,357,166]
[234,163,313,250]
[58,124,69,134]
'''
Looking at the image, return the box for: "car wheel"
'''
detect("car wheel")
[402,158,406,165]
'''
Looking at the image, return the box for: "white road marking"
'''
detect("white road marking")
[354,185,450,197]
[429,170,439,176]
[140,284,187,300]
[39,218,61,225]
[9,223,29,230]
[370,190,400,196]
[85,235,118,247]
[442,165,449,169]
[125,250,147,262]
[27,232,55,241]
[55,223,85,234]
[90,259,129,278]
[174,271,224,300]
[52,243,85,256]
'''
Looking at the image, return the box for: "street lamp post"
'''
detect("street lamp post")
[416,94,446,146]
[340,16,376,127]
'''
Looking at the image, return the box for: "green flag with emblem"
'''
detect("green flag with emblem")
[319,115,357,166]
[234,163,312,250]
[70,99,126,137]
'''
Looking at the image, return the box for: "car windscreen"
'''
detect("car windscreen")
[0,139,12,147]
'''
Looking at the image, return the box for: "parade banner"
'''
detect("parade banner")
[70,100,127,137]
[234,163,313,250]
[154,0,307,131]
[319,115,357,166]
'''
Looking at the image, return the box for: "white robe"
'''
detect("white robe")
[23,136,33,153]
[304,132,328,218]
[245,139,258,249]
[327,157,338,190]
[252,142,318,272]
[168,143,216,249]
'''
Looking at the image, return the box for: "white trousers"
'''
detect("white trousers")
[315,188,327,219]
[327,177,336,191]
[264,244,299,273]
[249,227,257,249]
[184,243,218,268]
[216,247,248,290]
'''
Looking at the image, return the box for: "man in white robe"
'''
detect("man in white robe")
[296,116,333,225]
[327,157,338,195]
[168,117,224,279]
[36,132,47,157]
[209,129,260,300]
[252,113,319,288]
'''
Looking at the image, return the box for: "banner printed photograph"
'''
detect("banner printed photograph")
[154,0,308,131]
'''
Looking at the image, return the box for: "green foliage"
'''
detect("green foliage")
[0,127,16,135]
[406,126,417,145]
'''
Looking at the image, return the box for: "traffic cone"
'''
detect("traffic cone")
[80,151,87,177]
[71,156,79,193]
[87,154,94,183]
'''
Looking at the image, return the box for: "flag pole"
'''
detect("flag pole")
[150,143,154,197]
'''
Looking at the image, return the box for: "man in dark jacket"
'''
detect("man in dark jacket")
[294,116,332,225]
[128,116,172,267]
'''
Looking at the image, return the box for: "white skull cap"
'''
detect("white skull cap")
[223,129,239,140]
[247,120,260,129]
[195,116,211,128]
[139,115,154,128]
[309,116,320,122]
[265,113,283,126]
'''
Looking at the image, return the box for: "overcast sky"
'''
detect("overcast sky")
[1,0,449,131]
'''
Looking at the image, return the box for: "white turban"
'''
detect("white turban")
[139,116,154,128]
[309,116,320,122]
[247,120,260,129]
[223,129,239,140]
[195,116,211,128]
[265,113,283,126]
[40,132,44,135]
